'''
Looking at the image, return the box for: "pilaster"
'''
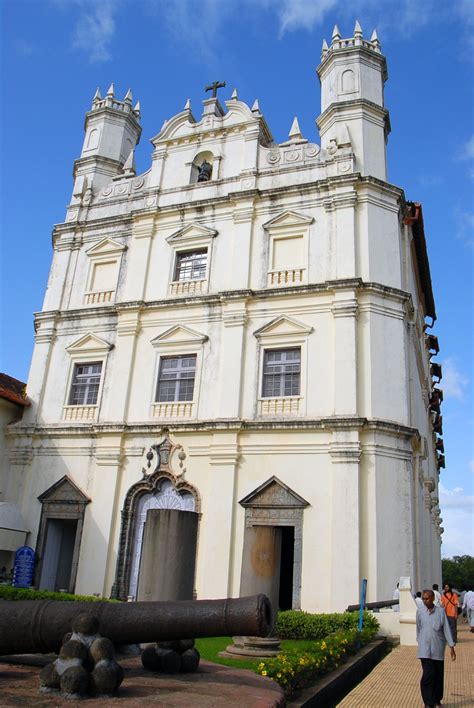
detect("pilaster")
[75,434,125,597]
[231,194,256,288]
[122,214,157,301]
[102,307,142,423]
[329,429,361,609]
[200,432,240,597]
[22,312,58,424]
[218,299,248,418]
[332,289,358,415]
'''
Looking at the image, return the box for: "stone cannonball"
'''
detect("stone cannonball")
[59,640,88,662]
[60,666,90,696]
[180,647,200,673]
[90,637,116,664]
[91,660,123,695]
[39,662,60,689]
[157,638,195,654]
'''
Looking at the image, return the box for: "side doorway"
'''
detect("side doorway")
[35,476,90,593]
[239,476,308,616]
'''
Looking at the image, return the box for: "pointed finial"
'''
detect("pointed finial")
[289,116,303,140]
[251,98,260,113]
[354,20,363,37]
[106,82,115,97]
[133,100,141,116]
[184,98,191,111]
[122,148,136,176]
[231,88,238,100]
[322,38,329,54]
[92,87,102,104]
[124,88,133,103]
[370,29,381,49]
[332,24,341,42]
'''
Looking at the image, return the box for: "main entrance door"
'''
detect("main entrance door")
[128,480,197,600]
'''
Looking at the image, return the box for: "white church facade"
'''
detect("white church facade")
[4,24,445,612]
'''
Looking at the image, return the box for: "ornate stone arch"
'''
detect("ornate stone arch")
[111,432,200,600]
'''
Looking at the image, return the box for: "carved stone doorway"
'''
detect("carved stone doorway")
[35,476,90,593]
[239,477,308,613]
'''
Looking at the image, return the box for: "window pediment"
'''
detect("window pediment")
[166,223,217,245]
[66,332,114,356]
[254,315,313,340]
[86,237,126,258]
[151,324,208,348]
[263,210,314,231]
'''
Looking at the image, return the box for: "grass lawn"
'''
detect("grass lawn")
[195,636,317,672]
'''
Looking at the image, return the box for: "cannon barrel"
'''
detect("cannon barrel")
[0,594,272,655]
[346,599,399,612]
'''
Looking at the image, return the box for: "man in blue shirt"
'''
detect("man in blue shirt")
[416,589,456,707]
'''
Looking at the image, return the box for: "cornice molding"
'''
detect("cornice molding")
[8,416,419,440]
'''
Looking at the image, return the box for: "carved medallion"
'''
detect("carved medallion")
[267,149,281,164]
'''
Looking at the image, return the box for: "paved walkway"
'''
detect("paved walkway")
[338,622,474,707]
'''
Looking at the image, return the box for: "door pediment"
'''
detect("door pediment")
[239,476,309,509]
[38,476,90,505]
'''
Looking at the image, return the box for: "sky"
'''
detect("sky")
[0,0,473,559]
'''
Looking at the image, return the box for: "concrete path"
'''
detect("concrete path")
[338,622,474,707]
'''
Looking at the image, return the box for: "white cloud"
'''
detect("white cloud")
[71,0,119,63]
[439,482,473,510]
[439,481,474,556]
[441,358,469,399]
[454,207,474,248]
[455,135,474,179]
[51,0,120,63]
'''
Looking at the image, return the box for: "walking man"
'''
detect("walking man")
[416,589,456,708]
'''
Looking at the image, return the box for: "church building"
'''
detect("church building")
[4,23,445,612]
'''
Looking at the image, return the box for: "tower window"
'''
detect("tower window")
[174,250,207,282]
[68,362,103,405]
[262,348,301,398]
[156,355,197,402]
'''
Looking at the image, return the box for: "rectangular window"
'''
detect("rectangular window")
[262,348,300,398]
[156,355,197,402]
[175,250,207,281]
[68,362,102,405]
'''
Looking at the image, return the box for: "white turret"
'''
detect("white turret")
[72,85,142,196]
[316,21,389,180]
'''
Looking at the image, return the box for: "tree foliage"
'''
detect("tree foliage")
[441,555,474,590]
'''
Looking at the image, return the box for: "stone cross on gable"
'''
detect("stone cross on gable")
[205,81,226,98]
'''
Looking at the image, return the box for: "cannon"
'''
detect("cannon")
[0,594,271,655]
[346,599,399,612]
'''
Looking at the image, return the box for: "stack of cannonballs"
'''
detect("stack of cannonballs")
[40,614,124,698]
[141,639,200,674]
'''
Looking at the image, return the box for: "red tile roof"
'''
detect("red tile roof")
[0,373,30,406]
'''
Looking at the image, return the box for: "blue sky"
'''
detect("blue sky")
[1,0,473,558]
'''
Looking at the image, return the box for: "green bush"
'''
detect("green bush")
[0,585,113,602]
[257,625,378,696]
[275,609,379,640]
